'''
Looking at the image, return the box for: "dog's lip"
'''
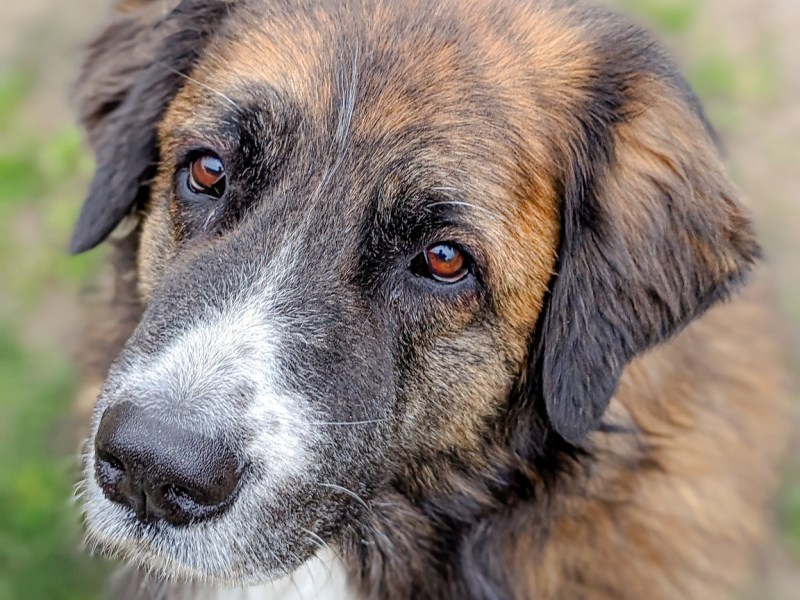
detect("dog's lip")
[83,499,295,585]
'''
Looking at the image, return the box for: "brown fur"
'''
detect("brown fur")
[526,276,787,599]
[74,0,788,598]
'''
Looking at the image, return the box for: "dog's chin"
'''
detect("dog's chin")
[80,477,303,586]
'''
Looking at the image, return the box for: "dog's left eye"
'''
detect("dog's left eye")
[186,152,226,199]
[412,242,471,284]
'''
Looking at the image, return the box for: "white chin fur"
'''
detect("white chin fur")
[105,547,353,600]
[209,549,352,600]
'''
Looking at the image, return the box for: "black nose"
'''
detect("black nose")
[94,401,241,525]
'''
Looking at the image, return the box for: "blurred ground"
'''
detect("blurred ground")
[0,1,797,599]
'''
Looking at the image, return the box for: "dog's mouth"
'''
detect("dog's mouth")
[81,455,320,584]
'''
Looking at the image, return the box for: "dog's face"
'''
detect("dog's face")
[74,0,758,585]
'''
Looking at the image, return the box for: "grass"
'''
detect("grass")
[781,479,800,558]
[0,68,107,600]
[618,0,701,33]
[0,329,107,600]
[0,1,797,598]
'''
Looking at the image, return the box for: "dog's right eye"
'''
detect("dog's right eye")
[186,152,226,199]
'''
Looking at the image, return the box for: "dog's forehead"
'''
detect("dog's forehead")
[180,0,595,157]
[179,6,584,183]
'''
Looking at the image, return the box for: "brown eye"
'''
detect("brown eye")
[422,243,468,283]
[187,153,226,198]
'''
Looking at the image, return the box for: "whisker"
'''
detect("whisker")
[266,547,306,600]
[316,482,371,511]
[343,516,395,554]
[300,526,344,587]
[427,198,514,229]
[300,527,328,552]
[152,60,240,110]
[307,419,386,426]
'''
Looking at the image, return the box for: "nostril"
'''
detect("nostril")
[94,448,130,504]
[147,483,228,525]
[162,483,199,506]
[96,448,125,474]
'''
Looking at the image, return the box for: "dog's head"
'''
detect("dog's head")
[75,0,758,585]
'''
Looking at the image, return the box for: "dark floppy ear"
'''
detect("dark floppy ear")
[70,0,233,253]
[535,75,760,445]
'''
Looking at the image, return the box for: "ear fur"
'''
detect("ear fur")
[70,0,233,253]
[535,57,759,445]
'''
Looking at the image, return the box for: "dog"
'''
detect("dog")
[71,0,788,598]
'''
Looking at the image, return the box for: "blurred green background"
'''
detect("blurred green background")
[0,0,798,598]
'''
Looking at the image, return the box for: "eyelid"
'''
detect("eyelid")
[179,146,226,168]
